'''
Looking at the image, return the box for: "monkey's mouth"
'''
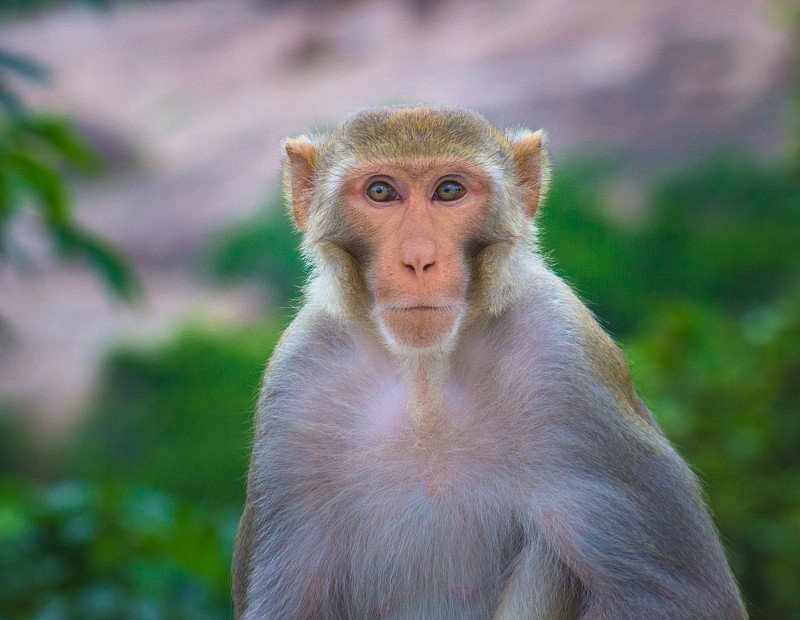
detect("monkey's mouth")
[377,304,463,348]
[390,305,460,312]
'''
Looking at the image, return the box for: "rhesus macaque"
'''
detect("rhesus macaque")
[233,106,746,619]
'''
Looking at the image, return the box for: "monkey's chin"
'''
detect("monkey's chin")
[377,306,463,350]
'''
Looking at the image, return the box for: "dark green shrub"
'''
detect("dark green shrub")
[208,198,307,309]
[71,322,285,506]
[640,157,800,311]
[0,407,36,477]
[627,293,800,620]
[0,479,234,620]
[540,155,800,335]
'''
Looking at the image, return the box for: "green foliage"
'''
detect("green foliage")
[0,52,49,114]
[539,160,647,334]
[0,479,233,620]
[0,49,139,302]
[628,293,800,620]
[641,158,800,310]
[541,155,800,335]
[0,407,36,477]
[70,322,285,506]
[0,0,111,15]
[208,197,307,309]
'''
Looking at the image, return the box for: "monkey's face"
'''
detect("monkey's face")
[284,107,549,350]
[341,160,492,349]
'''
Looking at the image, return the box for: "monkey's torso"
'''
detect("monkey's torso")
[237,269,632,619]
[235,265,744,620]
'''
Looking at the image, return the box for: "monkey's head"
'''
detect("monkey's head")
[283,106,549,351]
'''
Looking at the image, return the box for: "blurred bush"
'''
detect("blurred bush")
[0,479,234,620]
[628,293,800,619]
[68,322,285,507]
[541,155,800,336]
[0,406,37,477]
[208,196,307,310]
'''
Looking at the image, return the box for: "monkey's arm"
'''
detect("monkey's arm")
[495,394,746,620]
[232,389,335,620]
[232,502,255,618]
[232,312,349,620]
[492,527,582,620]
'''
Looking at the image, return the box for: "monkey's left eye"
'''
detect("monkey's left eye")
[367,182,398,203]
[433,180,466,202]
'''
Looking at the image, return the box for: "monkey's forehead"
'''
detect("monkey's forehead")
[322,106,512,163]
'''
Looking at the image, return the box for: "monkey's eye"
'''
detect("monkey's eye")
[433,180,466,202]
[367,181,398,203]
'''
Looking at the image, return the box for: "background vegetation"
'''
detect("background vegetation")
[0,43,138,307]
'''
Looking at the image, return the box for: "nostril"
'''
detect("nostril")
[400,238,437,277]
[402,260,435,276]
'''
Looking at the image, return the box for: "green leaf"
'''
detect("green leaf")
[0,79,26,117]
[24,116,103,172]
[0,105,137,308]
[7,150,70,224]
[0,50,49,83]
[0,166,9,223]
[53,224,142,302]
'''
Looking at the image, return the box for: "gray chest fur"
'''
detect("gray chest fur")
[259,354,536,617]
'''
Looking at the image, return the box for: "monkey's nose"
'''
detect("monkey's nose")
[400,239,437,277]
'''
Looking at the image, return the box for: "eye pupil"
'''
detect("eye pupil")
[435,180,465,202]
[367,182,397,202]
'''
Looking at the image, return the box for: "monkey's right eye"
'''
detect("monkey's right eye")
[367,182,398,203]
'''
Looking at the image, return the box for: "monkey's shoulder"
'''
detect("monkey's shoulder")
[496,269,622,373]
[495,269,660,433]
[256,306,388,423]
[266,306,351,369]
[258,307,354,402]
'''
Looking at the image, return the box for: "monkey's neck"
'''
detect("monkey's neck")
[403,352,449,426]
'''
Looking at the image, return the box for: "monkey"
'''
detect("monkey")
[233,105,747,619]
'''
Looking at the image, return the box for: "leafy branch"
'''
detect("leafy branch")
[0,48,140,302]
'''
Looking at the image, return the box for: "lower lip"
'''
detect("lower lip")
[379,306,462,347]
[389,306,457,313]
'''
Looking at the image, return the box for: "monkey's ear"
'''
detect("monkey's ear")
[283,136,319,233]
[510,130,550,218]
